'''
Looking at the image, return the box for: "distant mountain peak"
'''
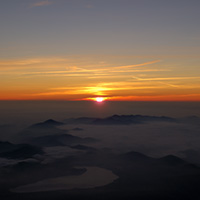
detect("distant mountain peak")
[120,151,152,162]
[65,114,176,125]
[30,119,64,128]
[158,154,186,165]
[43,119,63,125]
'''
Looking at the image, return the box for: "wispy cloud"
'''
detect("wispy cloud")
[31,0,53,8]
[114,60,161,69]
[0,57,68,69]
[0,57,164,80]
[132,76,200,89]
[11,68,166,78]
[64,60,162,73]
[0,57,160,71]
[132,76,200,81]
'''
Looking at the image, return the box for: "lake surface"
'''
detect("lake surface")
[12,167,119,193]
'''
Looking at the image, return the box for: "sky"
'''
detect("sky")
[0,0,200,101]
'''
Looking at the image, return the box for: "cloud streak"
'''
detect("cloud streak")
[114,60,161,69]
[31,0,53,7]
[0,57,68,69]
[0,57,160,71]
[133,76,200,81]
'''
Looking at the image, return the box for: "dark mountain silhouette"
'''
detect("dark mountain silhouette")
[0,144,44,159]
[120,151,152,161]
[0,141,17,153]
[16,119,97,147]
[158,155,186,166]
[0,141,44,159]
[29,134,97,147]
[65,115,176,125]
[16,120,67,142]
[120,152,189,166]
[30,119,64,128]
[93,115,176,125]
[93,115,138,125]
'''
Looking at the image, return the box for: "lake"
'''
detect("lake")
[12,167,119,193]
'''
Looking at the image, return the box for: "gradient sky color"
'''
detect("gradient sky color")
[0,0,200,101]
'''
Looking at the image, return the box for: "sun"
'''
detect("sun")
[95,97,105,102]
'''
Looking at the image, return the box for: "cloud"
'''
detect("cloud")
[114,60,161,69]
[131,76,200,88]
[132,76,200,81]
[0,57,160,72]
[0,57,166,83]
[0,57,68,69]
[23,67,165,77]
[31,0,53,7]
[66,60,162,73]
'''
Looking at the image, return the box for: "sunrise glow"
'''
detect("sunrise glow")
[95,97,105,102]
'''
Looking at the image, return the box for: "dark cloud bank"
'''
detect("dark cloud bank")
[0,115,200,200]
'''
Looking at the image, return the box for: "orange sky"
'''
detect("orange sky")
[0,1,200,101]
[0,55,199,101]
